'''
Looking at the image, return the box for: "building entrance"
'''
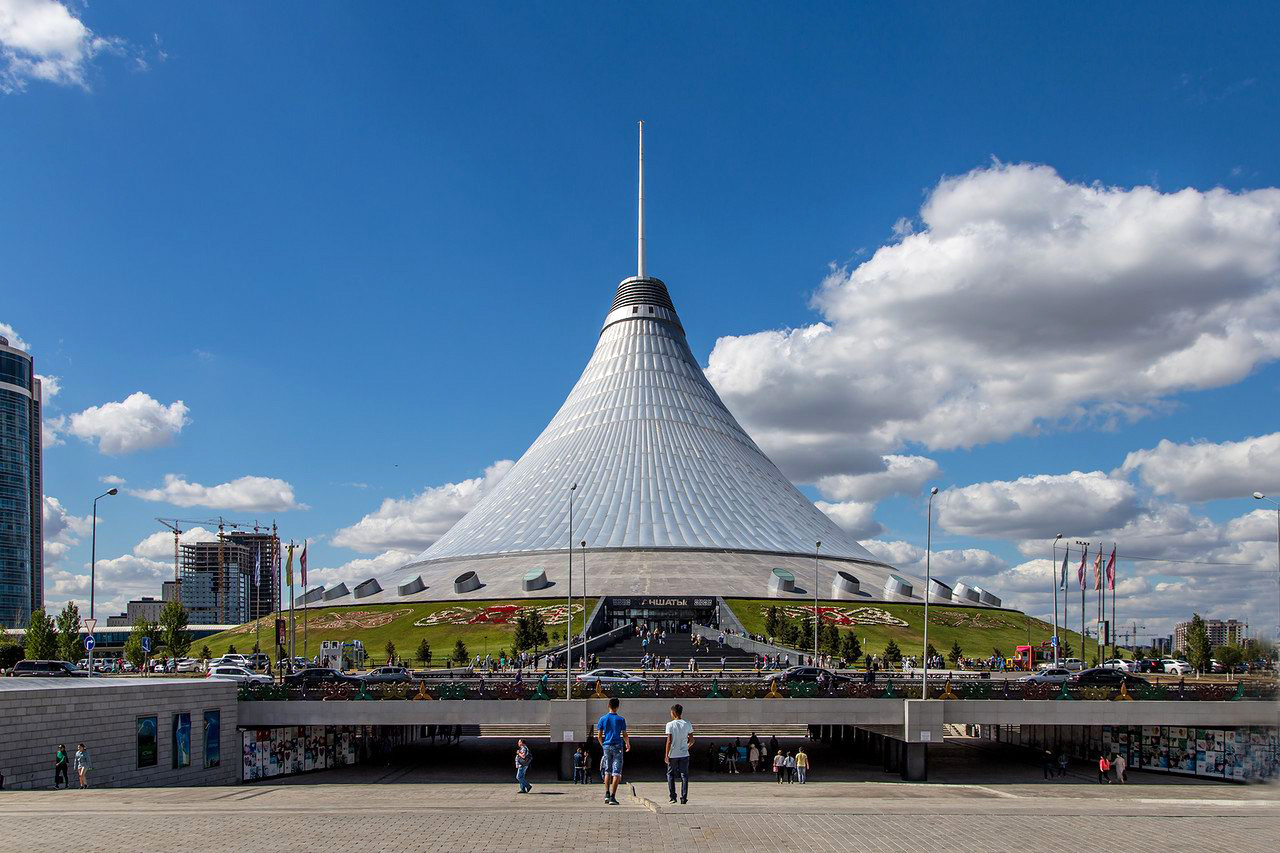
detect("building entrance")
[602,596,719,634]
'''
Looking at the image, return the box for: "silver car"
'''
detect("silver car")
[207,664,271,685]
[1018,667,1072,684]
[576,668,644,684]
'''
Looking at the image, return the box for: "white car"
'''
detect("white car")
[175,658,202,673]
[207,664,271,685]
[1101,658,1132,672]
[1059,658,1085,672]
[575,668,645,684]
[1161,658,1193,675]
[1018,667,1072,684]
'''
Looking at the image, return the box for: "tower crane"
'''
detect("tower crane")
[155,517,275,619]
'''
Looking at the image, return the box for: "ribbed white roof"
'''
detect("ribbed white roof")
[412,276,884,566]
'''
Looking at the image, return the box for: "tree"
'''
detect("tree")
[513,612,532,652]
[782,621,800,647]
[199,645,211,662]
[451,638,469,665]
[1215,644,1244,673]
[948,641,963,668]
[883,640,902,664]
[0,629,22,669]
[416,638,432,668]
[227,643,238,655]
[1133,646,1146,661]
[54,601,82,663]
[528,609,549,651]
[24,608,57,660]
[839,631,862,663]
[385,640,397,664]
[764,606,782,639]
[820,622,840,656]
[798,614,813,650]
[1185,613,1212,672]
[1059,639,1073,659]
[925,642,939,663]
[158,599,192,661]
[123,619,157,671]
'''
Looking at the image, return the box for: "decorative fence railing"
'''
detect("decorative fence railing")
[237,676,1278,703]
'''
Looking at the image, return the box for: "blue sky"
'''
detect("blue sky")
[4,1,1279,639]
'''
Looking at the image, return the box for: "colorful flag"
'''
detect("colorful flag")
[284,545,294,587]
[300,541,308,587]
[255,548,262,582]
[1077,547,1087,590]
[1059,548,1070,591]
[1093,545,1103,590]
[1106,545,1116,590]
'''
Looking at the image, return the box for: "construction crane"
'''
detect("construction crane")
[155,517,275,620]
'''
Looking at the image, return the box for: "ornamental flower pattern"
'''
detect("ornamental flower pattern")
[760,605,908,627]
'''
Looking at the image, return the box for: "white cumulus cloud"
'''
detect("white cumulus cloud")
[65,392,190,454]
[332,461,515,553]
[705,163,1280,483]
[814,500,883,539]
[937,471,1141,541]
[1120,432,1280,502]
[0,0,125,93]
[816,454,940,502]
[130,474,306,512]
[131,526,218,561]
[41,494,90,567]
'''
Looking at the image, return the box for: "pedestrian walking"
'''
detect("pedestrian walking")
[1042,750,1056,780]
[54,744,68,789]
[514,739,533,794]
[595,697,629,805]
[572,747,585,784]
[664,703,694,805]
[1097,753,1111,784]
[795,747,809,783]
[74,743,91,789]
[785,751,797,783]
[1114,752,1127,783]
[748,742,760,772]
[726,743,739,774]
[1057,750,1069,777]
[773,750,785,783]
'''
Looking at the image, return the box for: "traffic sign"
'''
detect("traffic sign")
[83,635,95,651]
[1050,636,1058,646]
[141,636,152,654]
[84,618,97,635]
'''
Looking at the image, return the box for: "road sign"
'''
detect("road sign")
[84,618,97,635]
[83,635,95,651]
[141,636,152,654]
[1050,636,1059,646]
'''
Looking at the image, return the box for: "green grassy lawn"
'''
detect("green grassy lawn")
[725,598,1115,665]
[197,598,591,668]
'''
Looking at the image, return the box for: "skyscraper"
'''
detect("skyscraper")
[0,335,43,627]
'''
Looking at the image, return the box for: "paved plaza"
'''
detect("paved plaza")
[2,740,1277,852]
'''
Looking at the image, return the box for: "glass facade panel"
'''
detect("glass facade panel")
[0,388,32,626]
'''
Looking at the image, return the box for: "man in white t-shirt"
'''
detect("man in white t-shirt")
[664,703,695,804]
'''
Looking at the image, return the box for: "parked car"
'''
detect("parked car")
[283,667,364,687]
[362,666,413,685]
[1131,659,1162,674]
[1059,658,1085,672]
[8,660,88,678]
[1101,658,1133,672]
[245,653,272,671]
[1070,667,1149,688]
[175,658,202,673]
[576,668,646,684]
[1209,659,1227,674]
[1161,658,1193,675]
[1018,667,1072,684]
[765,666,854,686]
[206,664,271,685]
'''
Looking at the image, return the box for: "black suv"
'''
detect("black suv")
[9,660,87,677]
[766,666,852,686]
[1070,667,1149,688]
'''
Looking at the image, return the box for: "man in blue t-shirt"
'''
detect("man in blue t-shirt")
[595,696,630,805]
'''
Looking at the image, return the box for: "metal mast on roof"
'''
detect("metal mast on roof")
[637,120,645,279]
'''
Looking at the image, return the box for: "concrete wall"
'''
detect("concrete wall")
[0,678,239,790]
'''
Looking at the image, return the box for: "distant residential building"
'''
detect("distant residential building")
[0,335,42,628]
[1173,619,1244,652]
[105,613,130,627]
[161,580,180,602]
[180,540,252,625]
[223,530,280,621]
[126,596,167,624]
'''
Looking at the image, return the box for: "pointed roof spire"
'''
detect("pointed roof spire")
[637,120,646,279]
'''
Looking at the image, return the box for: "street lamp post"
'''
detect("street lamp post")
[1253,492,1279,650]
[813,541,821,662]
[566,483,577,699]
[580,539,588,676]
[89,488,118,678]
[923,486,938,696]
[1052,533,1063,666]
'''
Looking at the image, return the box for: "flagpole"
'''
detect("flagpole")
[1062,545,1069,660]
[254,545,261,657]
[1051,535,1061,666]
[301,541,309,665]
[287,541,296,664]
[1111,545,1117,661]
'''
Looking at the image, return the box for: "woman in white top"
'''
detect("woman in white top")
[772,750,785,783]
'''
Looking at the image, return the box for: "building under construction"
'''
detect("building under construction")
[225,530,281,622]
[180,540,252,625]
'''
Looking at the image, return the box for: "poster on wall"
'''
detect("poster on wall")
[204,710,221,769]
[137,716,158,768]
[172,713,191,769]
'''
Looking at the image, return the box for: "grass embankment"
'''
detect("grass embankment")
[725,598,1113,664]
[199,598,591,667]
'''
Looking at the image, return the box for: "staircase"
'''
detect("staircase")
[595,632,757,670]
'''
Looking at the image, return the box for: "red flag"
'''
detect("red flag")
[300,541,308,587]
[1105,545,1116,590]
[1077,547,1087,590]
[1093,545,1103,590]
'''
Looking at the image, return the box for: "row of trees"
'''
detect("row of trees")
[761,606,976,669]
[22,599,192,670]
